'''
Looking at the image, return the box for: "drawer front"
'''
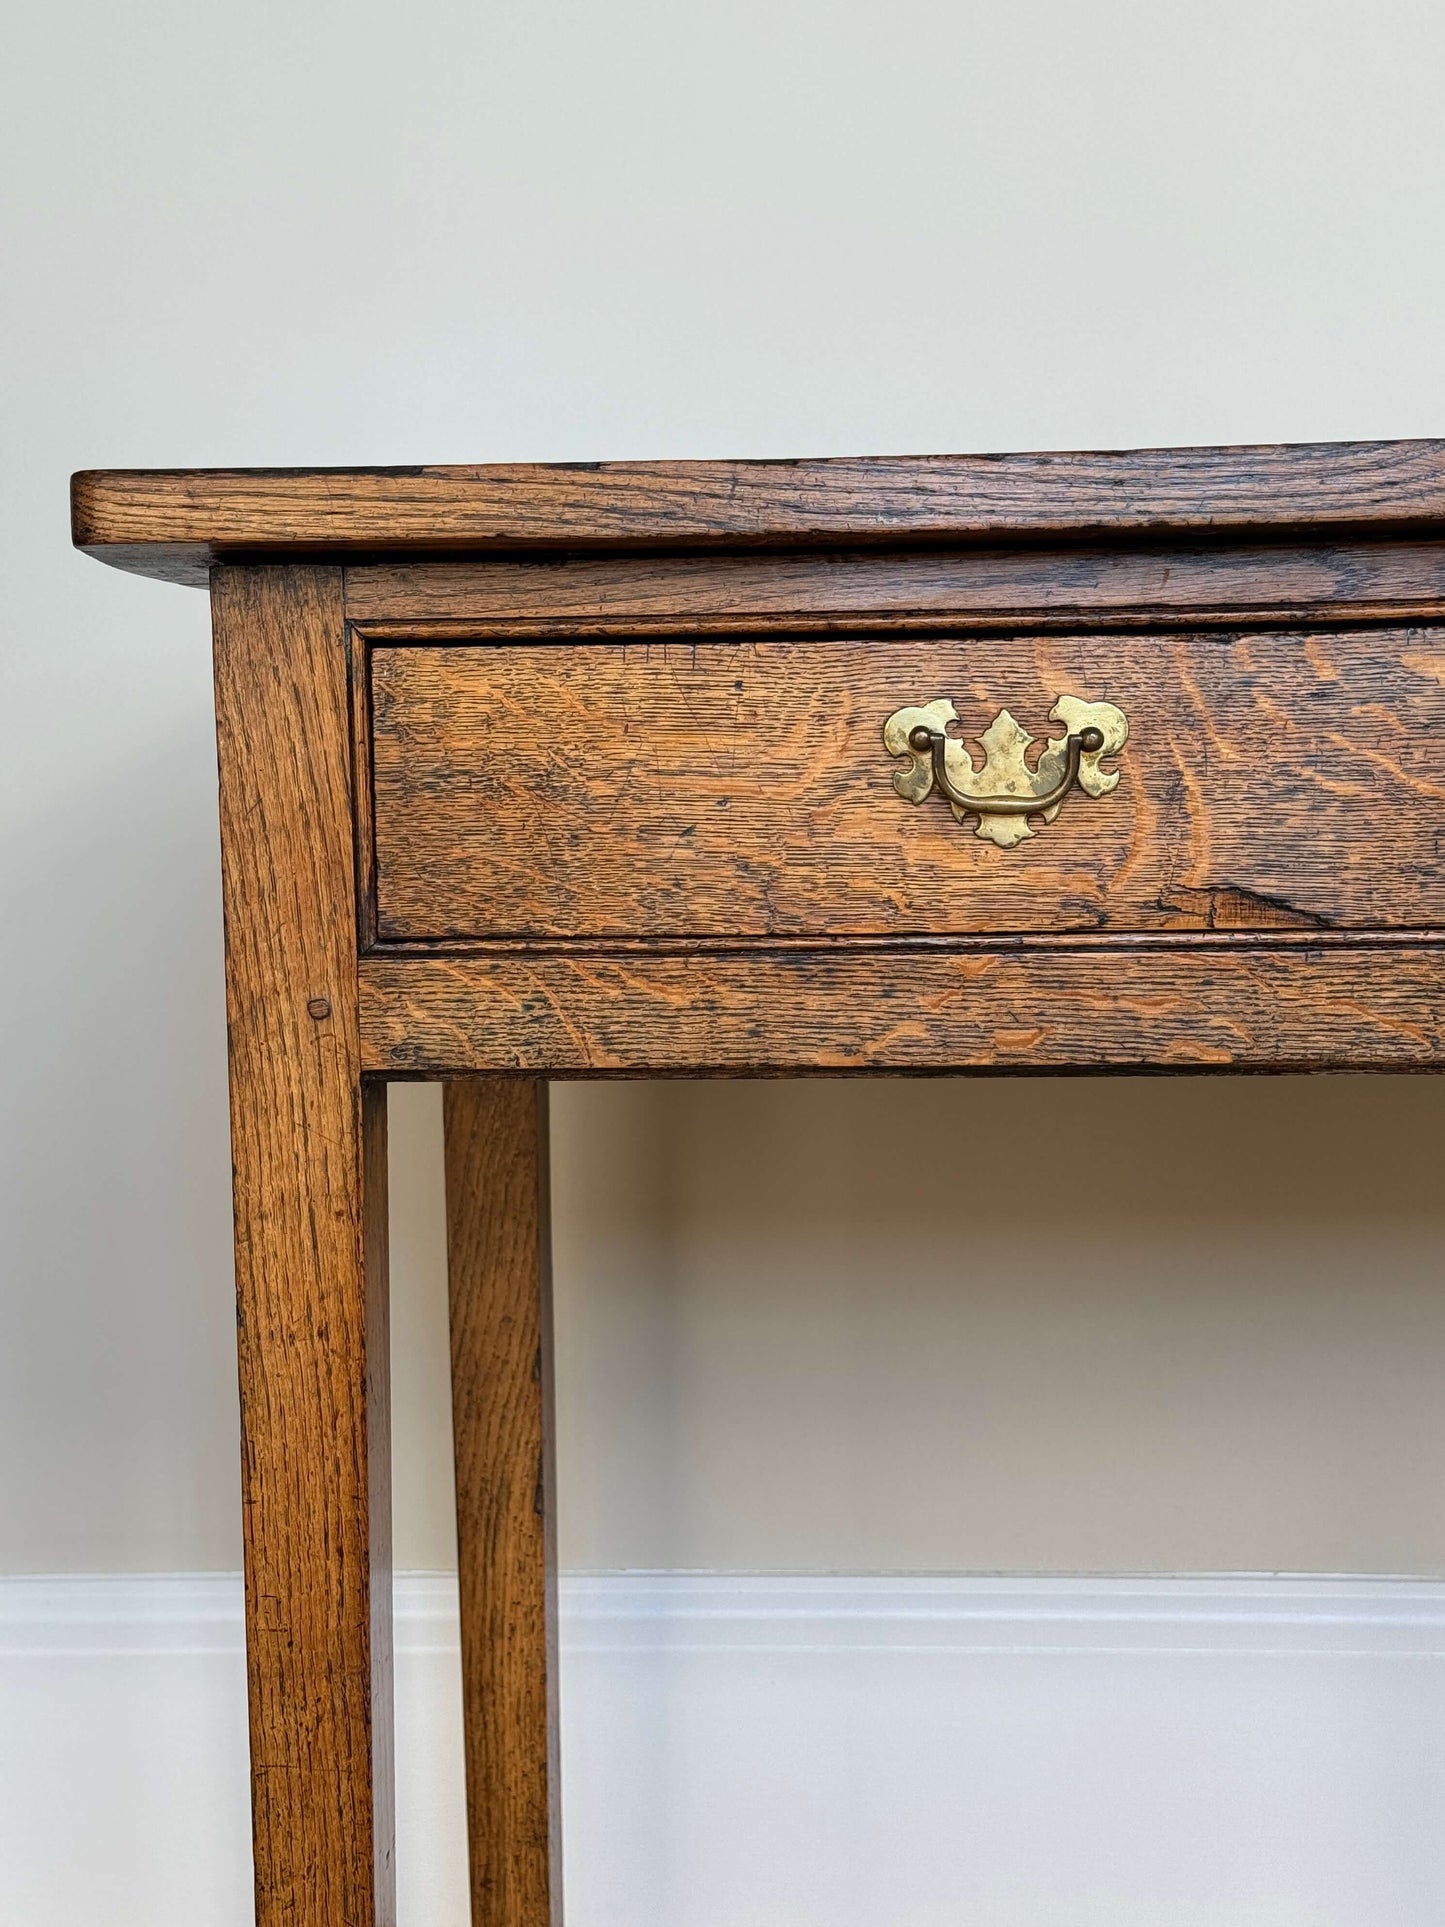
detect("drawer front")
[368,629,1445,942]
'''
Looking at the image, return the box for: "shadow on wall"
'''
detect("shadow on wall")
[549,1074,1445,1577]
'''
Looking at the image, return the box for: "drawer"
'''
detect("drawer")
[367,628,1445,942]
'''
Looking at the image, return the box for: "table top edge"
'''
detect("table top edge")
[71,439,1445,587]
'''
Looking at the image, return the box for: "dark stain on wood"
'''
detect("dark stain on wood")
[1158,885,1329,929]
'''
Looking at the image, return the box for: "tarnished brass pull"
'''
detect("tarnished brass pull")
[883,695,1129,848]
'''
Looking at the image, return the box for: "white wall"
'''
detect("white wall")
[6,0,1445,1582]
[6,0,1445,1917]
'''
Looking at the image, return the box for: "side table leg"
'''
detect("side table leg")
[444,1078,562,1927]
[213,565,395,1926]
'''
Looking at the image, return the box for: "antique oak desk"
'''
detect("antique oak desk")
[72,442,1445,1925]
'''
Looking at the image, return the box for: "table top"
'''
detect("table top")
[71,439,1445,588]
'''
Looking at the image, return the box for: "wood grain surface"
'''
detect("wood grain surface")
[368,627,1445,942]
[346,540,1445,634]
[73,440,1445,586]
[361,943,1445,1074]
[444,1080,561,1927]
[212,567,395,1927]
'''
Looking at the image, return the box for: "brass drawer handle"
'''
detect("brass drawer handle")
[883,695,1129,848]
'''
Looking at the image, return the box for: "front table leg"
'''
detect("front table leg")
[213,566,396,1926]
[444,1078,562,1927]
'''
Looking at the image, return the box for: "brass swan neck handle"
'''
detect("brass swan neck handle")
[883,695,1129,848]
[907,721,1104,817]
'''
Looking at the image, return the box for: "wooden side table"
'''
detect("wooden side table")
[72,443,1445,1926]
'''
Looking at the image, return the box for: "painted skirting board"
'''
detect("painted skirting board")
[1,1573,1442,1925]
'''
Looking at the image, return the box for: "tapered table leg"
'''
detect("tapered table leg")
[444,1078,562,1927]
[213,565,395,1927]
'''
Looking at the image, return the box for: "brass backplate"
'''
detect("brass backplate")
[883,695,1129,847]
